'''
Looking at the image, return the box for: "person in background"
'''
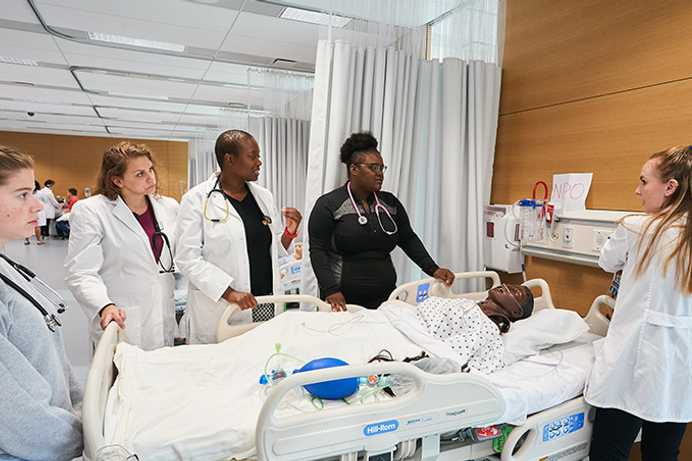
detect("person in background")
[36,179,60,238]
[65,188,78,211]
[309,132,455,310]
[24,180,46,246]
[175,129,301,344]
[586,145,691,461]
[65,142,178,350]
[0,145,83,460]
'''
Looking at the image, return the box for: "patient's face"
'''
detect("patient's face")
[479,285,528,320]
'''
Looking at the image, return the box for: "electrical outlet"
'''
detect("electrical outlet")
[593,229,611,252]
[562,226,574,248]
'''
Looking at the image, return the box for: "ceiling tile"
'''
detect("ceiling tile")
[0,63,78,87]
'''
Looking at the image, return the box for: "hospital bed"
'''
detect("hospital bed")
[83,272,613,461]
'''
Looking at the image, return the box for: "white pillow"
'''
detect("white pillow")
[502,309,589,365]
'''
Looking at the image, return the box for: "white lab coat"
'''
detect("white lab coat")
[36,186,60,220]
[65,194,178,350]
[175,173,286,344]
[584,214,692,422]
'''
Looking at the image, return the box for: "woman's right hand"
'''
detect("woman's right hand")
[326,292,347,312]
[222,288,257,310]
[99,304,126,330]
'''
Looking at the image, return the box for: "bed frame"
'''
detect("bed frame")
[82,274,614,461]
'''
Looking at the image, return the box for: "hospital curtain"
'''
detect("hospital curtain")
[251,116,310,211]
[187,137,217,188]
[300,41,502,297]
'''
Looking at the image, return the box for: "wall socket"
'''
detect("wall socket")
[562,226,574,248]
[593,229,611,252]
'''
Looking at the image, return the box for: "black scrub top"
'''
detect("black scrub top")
[225,187,273,296]
[308,184,439,308]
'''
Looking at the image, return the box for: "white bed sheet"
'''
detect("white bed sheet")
[104,310,598,460]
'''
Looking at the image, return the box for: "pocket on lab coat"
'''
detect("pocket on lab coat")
[634,309,692,391]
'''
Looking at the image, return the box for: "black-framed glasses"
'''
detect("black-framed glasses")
[355,163,388,174]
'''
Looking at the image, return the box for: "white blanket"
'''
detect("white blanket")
[105,308,597,460]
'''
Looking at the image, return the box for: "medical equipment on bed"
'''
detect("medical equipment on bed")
[296,357,360,400]
[0,253,66,332]
[347,181,398,235]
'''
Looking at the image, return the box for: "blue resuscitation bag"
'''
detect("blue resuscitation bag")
[295,357,359,400]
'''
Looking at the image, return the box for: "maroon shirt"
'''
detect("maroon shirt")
[133,205,163,261]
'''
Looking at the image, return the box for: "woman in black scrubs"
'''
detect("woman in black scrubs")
[309,132,455,310]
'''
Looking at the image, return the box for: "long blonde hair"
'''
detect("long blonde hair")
[635,145,692,294]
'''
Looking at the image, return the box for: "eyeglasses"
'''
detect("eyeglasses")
[355,163,388,174]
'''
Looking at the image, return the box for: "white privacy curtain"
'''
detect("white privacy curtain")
[301,39,502,298]
[251,116,310,211]
[187,137,217,188]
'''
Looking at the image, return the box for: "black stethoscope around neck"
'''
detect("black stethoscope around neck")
[146,198,175,274]
[0,254,66,332]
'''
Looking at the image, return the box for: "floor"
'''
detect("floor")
[4,237,91,385]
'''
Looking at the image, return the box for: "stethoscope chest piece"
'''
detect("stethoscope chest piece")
[358,215,368,225]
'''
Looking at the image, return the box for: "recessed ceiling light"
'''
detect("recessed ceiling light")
[280,7,350,27]
[0,56,38,66]
[87,32,186,52]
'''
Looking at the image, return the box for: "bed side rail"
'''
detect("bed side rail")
[82,322,122,461]
[500,397,592,461]
[583,294,614,337]
[521,278,555,311]
[216,294,361,342]
[388,271,502,305]
[256,362,505,461]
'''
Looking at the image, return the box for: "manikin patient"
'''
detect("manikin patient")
[415,284,534,374]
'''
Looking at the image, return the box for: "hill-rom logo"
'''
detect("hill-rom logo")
[363,419,399,437]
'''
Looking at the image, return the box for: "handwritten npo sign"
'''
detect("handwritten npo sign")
[550,173,593,212]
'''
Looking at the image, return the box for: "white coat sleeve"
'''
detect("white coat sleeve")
[0,304,83,461]
[598,222,629,273]
[174,191,234,302]
[64,202,113,321]
[47,189,61,210]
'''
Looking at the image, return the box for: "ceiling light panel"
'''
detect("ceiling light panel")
[0,100,95,116]
[38,2,231,50]
[0,84,92,104]
[280,7,350,27]
[0,29,66,66]
[96,107,224,125]
[73,72,198,100]
[0,63,78,88]
[235,11,323,42]
[87,33,186,53]
[0,56,38,66]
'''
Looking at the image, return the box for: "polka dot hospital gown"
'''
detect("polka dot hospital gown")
[416,296,505,374]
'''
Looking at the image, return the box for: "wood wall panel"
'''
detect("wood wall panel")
[501,0,692,114]
[496,1,692,457]
[492,78,692,209]
[0,131,188,201]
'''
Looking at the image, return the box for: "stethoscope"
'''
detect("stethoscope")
[0,254,66,332]
[346,181,398,235]
[149,201,175,274]
[203,175,272,226]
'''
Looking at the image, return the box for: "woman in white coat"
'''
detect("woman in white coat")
[586,145,691,461]
[65,142,178,350]
[175,130,301,344]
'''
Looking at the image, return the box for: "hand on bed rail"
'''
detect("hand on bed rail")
[433,267,455,286]
[222,287,257,310]
[325,291,347,312]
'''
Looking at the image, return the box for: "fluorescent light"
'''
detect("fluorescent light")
[88,32,185,52]
[0,56,38,66]
[280,7,350,27]
[107,91,170,101]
